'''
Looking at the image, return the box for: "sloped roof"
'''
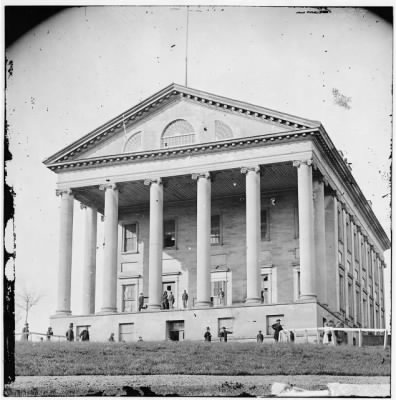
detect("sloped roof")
[43,83,320,165]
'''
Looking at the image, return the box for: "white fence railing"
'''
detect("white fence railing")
[15,332,66,343]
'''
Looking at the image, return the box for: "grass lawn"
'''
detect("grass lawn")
[15,341,390,376]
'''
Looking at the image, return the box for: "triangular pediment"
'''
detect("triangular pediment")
[43,83,320,165]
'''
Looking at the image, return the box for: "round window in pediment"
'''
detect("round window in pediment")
[161,119,195,148]
[123,132,142,153]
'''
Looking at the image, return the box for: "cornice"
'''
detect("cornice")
[43,83,319,165]
[46,128,317,171]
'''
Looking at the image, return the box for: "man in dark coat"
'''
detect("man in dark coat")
[80,328,90,341]
[219,326,232,342]
[182,290,188,308]
[257,330,264,343]
[204,327,212,342]
[138,292,145,311]
[271,319,283,342]
[66,323,74,342]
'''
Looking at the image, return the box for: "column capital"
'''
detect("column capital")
[292,159,313,168]
[144,177,162,186]
[99,183,118,191]
[192,172,211,180]
[240,166,260,175]
[56,188,73,197]
[80,203,87,210]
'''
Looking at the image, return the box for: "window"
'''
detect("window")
[354,230,359,261]
[346,218,352,253]
[119,323,135,342]
[356,288,361,324]
[339,273,345,312]
[338,208,344,242]
[266,314,284,336]
[355,266,360,281]
[261,209,270,241]
[347,260,351,274]
[348,281,353,319]
[167,320,185,341]
[361,240,366,270]
[164,219,176,248]
[363,297,368,327]
[368,248,372,277]
[215,120,233,140]
[123,132,142,153]
[338,251,343,266]
[211,215,221,245]
[211,280,227,306]
[374,258,378,282]
[161,119,195,148]
[123,223,138,253]
[122,284,137,312]
[369,300,374,327]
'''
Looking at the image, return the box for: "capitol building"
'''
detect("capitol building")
[44,84,389,342]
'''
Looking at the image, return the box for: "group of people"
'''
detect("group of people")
[161,291,175,309]
[203,326,233,342]
[138,290,189,311]
[65,323,90,342]
[323,320,347,345]
[20,323,54,342]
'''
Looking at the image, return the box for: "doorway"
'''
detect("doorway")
[167,320,184,341]
[162,281,176,308]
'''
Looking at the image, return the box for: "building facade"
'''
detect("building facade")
[44,84,390,342]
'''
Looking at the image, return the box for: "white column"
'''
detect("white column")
[55,189,74,315]
[241,166,261,303]
[293,159,316,300]
[99,183,119,313]
[313,178,327,306]
[144,178,163,310]
[81,204,97,315]
[192,172,212,307]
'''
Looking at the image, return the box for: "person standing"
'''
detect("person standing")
[21,323,29,341]
[66,323,74,342]
[271,319,283,342]
[168,292,175,309]
[257,330,264,343]
[204,327,212,342]
[162,291,169,309]
[182,290,188,308]
[323,321,332,345]
[219,326,232,342]
[138,292,145,312]
[219,289,225,305]
[79,328,90,342]
[46,327,54,341]
[108,333,115,342]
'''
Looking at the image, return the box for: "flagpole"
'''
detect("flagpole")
[185,5,189,87]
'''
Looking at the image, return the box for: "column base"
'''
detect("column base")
[245,297,261,304]
[195,301,212,308]
[147,304,161,311]
[55,310,72,316]
[99,307,117,314]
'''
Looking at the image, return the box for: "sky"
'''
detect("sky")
[5,6,392,334]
